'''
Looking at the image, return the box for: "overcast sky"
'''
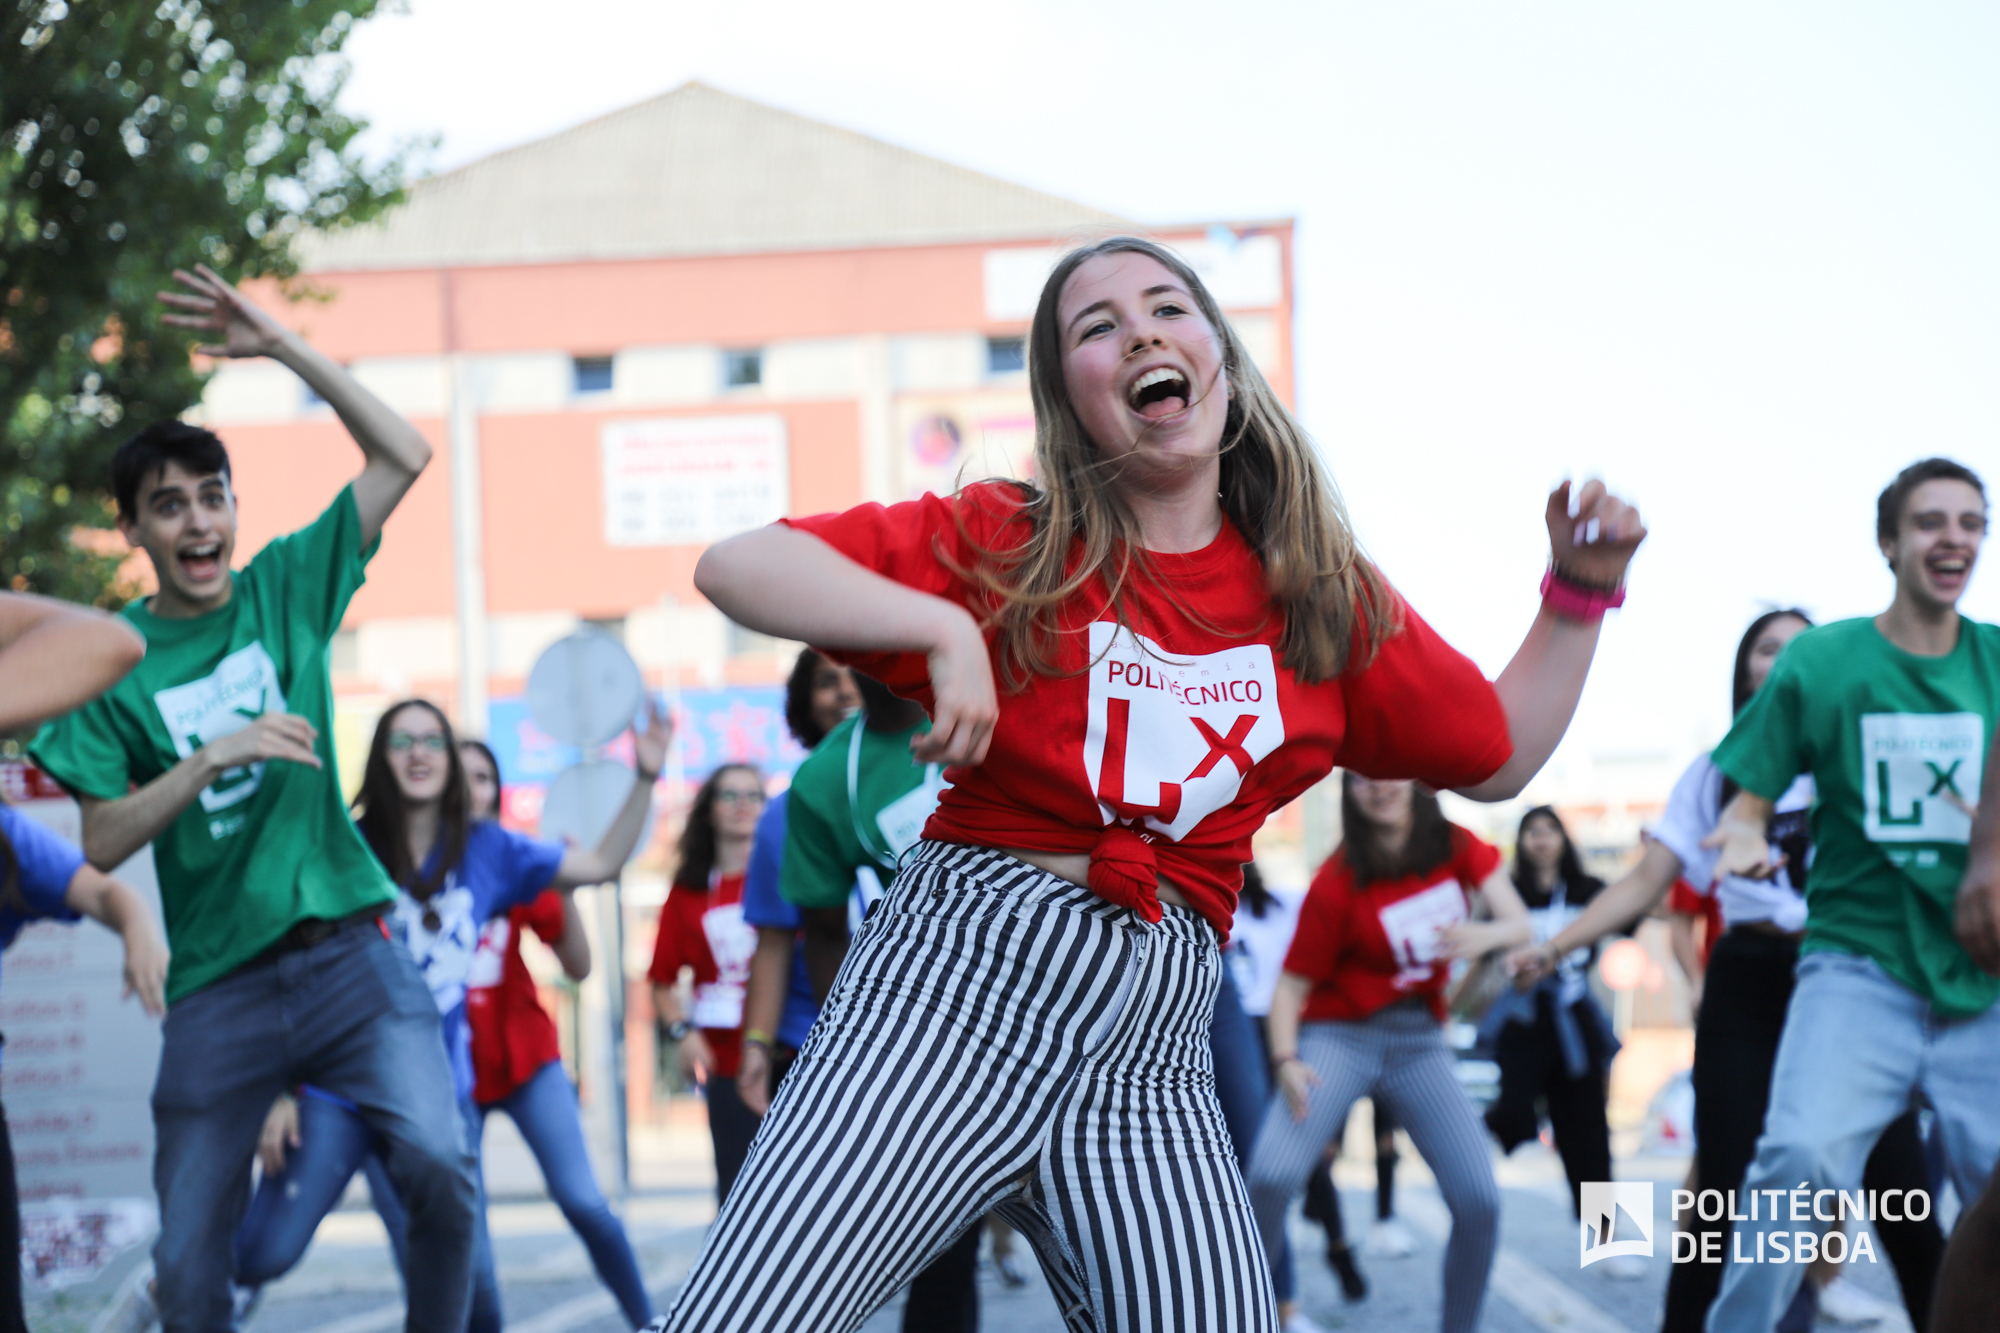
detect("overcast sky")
[337,0,2000,792]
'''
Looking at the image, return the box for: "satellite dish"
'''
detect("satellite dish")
[540,759,655,866]
[526,628,644,749]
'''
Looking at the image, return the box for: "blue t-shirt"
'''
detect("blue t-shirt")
[383,820,565,1100]
[0,806,85,969]
[741,794,820,1051]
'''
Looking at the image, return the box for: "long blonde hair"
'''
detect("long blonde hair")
[955,235,1396,689]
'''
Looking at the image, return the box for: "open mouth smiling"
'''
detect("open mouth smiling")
[1127,366,1191,419]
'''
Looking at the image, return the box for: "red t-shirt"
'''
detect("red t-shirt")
[466,891,568,1106]
[785,484,1513,938]
[646,872,753,1080]
[1667,877,1725,969]
[1284,826,1503,1022]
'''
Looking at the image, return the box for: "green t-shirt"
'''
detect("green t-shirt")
[1713,615,2000,1018]
[31,487,394,1003]
[780,714,937,910]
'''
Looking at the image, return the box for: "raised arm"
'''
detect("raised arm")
[1446,865,1534,958]
[77,713,322,870]
[0,594,144,733]
[695,526,996,765]
[159,265,432,546]
[549,894,592,980]
[1510,838,1684,984]
[551,700,671,888]
[1457,481,1646,801]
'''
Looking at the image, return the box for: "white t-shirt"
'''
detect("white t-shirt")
[1226,881,1306,1017]
[1651,752,1814,933]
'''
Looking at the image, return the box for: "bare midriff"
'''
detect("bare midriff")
[1000,847,1195,911]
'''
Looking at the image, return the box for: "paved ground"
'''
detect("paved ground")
[221,1137,1911,1333]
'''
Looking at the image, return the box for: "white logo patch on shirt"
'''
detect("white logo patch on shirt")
[1376,876,1468,990]
[467,917,510,991]
[390,881,480,1017]
[1081,624,1284,841]
[1861,712,1983,845]
[693,901,757,1030]
[152,641,288,819]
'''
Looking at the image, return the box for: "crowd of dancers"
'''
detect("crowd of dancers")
[0,238,1995,1333]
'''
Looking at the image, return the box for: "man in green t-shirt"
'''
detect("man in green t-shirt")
[1704,458,2000,1331]
[30,267,475,1333]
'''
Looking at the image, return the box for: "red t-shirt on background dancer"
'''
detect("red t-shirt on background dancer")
[1284,825,1503,1022]
[647,872,753,1080]
[465,891,568,1105]
[784,483,1514,939]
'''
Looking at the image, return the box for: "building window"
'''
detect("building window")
[573,356,614,396]
[986,336,1026,376]
[583,615,626,646]
[722,348,763,389]
[302,379,329,409]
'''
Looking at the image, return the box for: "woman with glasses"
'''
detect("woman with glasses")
[647,764,766,1204]
[460,739,657,1329]
[233,697,670,1331]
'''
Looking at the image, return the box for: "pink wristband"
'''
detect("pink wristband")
[1540,566,1626,622]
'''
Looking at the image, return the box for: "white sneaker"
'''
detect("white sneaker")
[1283,1312,1331,1333]
[1599,1254,1648,1281]
[1816,1275,1892,1326]
[1362,1217,1418,1259]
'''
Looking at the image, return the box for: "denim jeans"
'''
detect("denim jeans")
[1706,951,2000,1332]
[152,920,476,1333]
[482,1059,653,1327]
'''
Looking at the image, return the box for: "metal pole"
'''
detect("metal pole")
[448,350,489,734]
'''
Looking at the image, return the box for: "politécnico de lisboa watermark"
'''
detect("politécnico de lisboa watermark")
[1580,1182,1926,1268]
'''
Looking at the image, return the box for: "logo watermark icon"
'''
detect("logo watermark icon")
[1580,1181,1654,1267]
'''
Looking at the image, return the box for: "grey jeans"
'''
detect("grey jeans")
[1246,1003,1499,1333]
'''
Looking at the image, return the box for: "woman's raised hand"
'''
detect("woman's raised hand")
[1546,479,1647,588]
[158,263,292,360]
[912,608,998,767]
[631,696,674,779]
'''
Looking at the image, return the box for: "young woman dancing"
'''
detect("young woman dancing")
[1511,609,1944,1333]
[460,740,655,1329]
[669,235,1644,1332]
[1480,806,1620,1222]
[234,699,668,1328]
[648,763,765,1203]
[1245,774,1530,1333]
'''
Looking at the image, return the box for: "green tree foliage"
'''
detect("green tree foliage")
[2,0,412,605]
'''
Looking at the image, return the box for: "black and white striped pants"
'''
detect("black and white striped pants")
[664,841,1279,1332]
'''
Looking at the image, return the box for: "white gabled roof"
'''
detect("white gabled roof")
[304,82,1132,271]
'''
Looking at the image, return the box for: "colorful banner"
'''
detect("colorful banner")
[485,686,808,830]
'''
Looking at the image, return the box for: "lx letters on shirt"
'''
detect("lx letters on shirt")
[1082,624,1285,841]
[152,642,288,829]
[1862,713,1982,851]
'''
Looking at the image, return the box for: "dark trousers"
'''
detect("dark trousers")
[706,1075,760,1206]
[1659,930,1945,1333]
[1483,989,1613,1218]
[152,921,477,1333]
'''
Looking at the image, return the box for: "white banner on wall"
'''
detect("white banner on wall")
[0,770,164,1292]
[601,414,789,547]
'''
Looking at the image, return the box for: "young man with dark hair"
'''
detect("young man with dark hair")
[30,266,476,1333]
[1703,457,2000,1331]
